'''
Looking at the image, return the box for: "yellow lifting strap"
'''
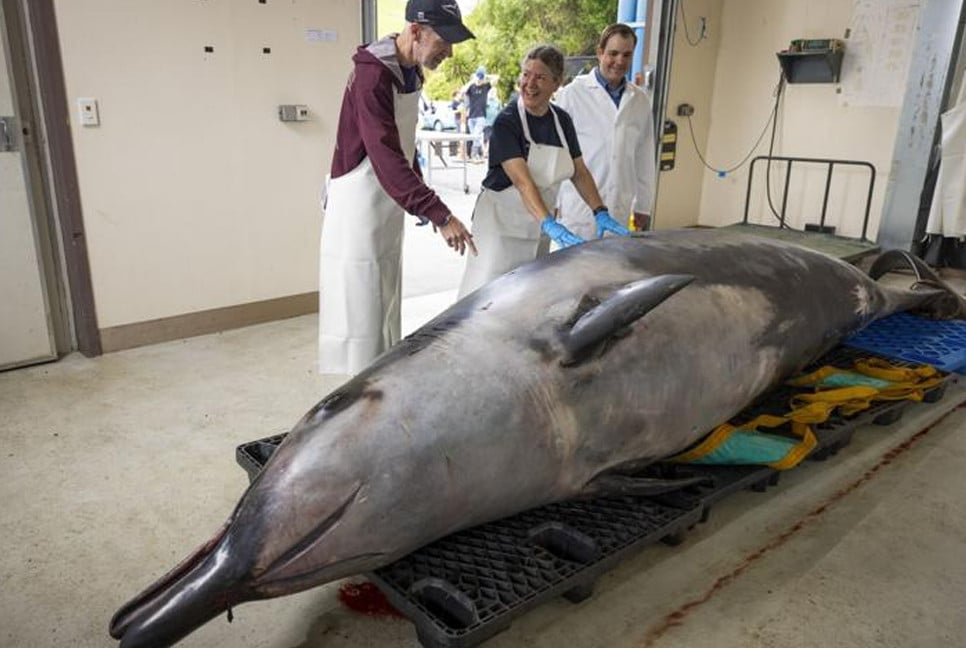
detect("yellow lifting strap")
[671,358,942,471]
[787,358,943,417]
[670,411,819,471]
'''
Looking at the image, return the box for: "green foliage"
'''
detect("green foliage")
[423,0,616,101]
[378,0,407,35]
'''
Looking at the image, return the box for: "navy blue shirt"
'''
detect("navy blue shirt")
[401,65,419,93]
[483,103,582,191]
[465,81,491,118]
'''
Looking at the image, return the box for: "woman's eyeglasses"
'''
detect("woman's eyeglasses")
[520,70,553,84]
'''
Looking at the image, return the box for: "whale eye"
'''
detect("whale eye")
[301,389,354,422]
[320,391,347,410]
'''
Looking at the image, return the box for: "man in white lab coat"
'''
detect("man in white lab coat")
[555,23,657,240]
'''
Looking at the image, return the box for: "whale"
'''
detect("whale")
[109,230,964,647]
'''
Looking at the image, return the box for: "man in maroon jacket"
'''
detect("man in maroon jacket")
[319,0,477,375]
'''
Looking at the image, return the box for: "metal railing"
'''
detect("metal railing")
[742,156,876,241]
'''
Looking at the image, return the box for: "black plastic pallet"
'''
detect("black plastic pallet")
[234,347,948,648]
[373,492,706,648]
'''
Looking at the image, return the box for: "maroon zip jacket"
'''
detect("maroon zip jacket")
[329,35,451,226]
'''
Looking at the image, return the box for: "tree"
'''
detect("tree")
[424,0,616,101]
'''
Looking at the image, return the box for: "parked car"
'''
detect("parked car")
[420,100,459,131]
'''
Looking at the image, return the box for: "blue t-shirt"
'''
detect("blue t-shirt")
[483,103,582,191]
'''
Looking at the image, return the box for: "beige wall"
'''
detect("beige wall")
[657,0,908,240]
[53,0,359,329]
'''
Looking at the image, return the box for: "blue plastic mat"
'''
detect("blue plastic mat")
[845,312,966,373]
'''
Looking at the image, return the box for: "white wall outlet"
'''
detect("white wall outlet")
[77,98,100,127]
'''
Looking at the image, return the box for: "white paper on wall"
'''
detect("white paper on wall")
[839,0,920,108]
[305,29,338,42]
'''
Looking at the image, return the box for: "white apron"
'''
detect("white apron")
[458,99,575,298]
[318,90,419,375]
[926,82,966,238]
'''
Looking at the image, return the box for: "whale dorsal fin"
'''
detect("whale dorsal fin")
[562,274,694,363]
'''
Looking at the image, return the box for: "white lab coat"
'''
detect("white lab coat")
[926,83,966,238]
[555,71,656,240]
[317,90,419,375]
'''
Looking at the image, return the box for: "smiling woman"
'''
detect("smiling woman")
[457,43,626,298]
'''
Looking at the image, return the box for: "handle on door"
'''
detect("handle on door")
[0,116,18,152]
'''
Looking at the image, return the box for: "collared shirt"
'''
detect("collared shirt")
[594,66,625,108]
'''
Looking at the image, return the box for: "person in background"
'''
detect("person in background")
[457,44,629,298]
[319,0,478,375]
[555,23,657,239]
[462,66,492,162]
[450,89,467,160]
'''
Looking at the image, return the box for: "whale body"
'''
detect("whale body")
[110,230,964,647]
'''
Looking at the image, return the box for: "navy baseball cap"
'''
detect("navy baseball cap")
[405,0,475,44]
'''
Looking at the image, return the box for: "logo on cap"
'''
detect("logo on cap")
[406,0,474,43]
[440,2,460,18]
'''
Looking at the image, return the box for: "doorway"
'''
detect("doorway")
[0,0,99,370]
[0,0,61,370]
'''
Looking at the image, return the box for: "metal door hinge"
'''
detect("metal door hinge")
[0,116,18,152]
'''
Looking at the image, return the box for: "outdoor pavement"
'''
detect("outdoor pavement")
[401,142,487,334]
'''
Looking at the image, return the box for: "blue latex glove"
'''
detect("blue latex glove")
[594,210,631,238]
[541,216,585,248]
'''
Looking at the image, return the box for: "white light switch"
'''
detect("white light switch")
[77,98,100,126]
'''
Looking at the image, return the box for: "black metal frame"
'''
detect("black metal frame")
[742,155,876,242]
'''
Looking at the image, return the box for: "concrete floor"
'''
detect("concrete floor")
[2,311,964,648]
[3,156,966,647]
